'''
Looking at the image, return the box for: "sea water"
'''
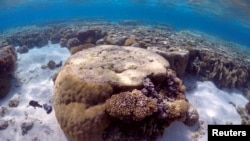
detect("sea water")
[0,1,250,141]
[0,0,250,47]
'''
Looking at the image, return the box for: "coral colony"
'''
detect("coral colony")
[0,20,249,141]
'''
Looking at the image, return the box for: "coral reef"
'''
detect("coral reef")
[0,120,8,130]
[50,33,62,44]
[53,45,198,141]
[0,45,17,72]
[187,48,249,88]
[245,102,250,114]
[148,46,189,78]
[0,45,17,98]
[6,27,54,48]
[70,43,95,55]
[17,45,29,53]
[77,29,107,44]
[66,38,80,48]
[236,106,250,125]
[124,38,137,46]
[0,73,11,98]
[105,89,157,121]
[103,75,197,140]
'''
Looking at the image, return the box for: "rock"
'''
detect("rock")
[59,38,67,47]
[0,120,8,130]
[41,65,47,69]
[43,103,52,114]
[0,40,9,48]
[21,122,34,135]
[54,45,169,141]
[148,46,189,78]
[47,60,56,70]
[17,45,29,53]
[58,27,77,40]
[0,106,8,117]
[0,73,11,98]
[183,105,199,126]
[8,99,19,108]
[245,102,250,114]
[0,45,17,72]
[6,28,53,48]
[242,88,250,100]
[54,45,195,141]
[77,29,107,44]
[70,43,95,55]
[55,61,63,68]
[52,72,58,84]
[187,48,249,88]
[103,35,118,45]
[96,38,104,45]
[138,41,147,48]
[236,106,250,125]
[67,38,80,48]
[116,37,128,46]
[0,45,16,98]
[124,38,137,46]
[50,34,62,44]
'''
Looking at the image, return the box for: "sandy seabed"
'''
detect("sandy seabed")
[0,43,248,141]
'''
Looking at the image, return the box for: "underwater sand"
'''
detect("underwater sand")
[0,42,248,141]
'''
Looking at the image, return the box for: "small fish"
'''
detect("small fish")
[29,100,42,109]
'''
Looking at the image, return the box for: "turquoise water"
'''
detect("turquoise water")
[0,0,250,47]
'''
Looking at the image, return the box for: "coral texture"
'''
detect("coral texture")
[0,45,17,72]
[148,46,189,78]
[0,45,17,98]
[54,45,170,141]
[70,43,95,55]
[103,75,198,140]
[54,45,198,141]
[187,48,248,88]
[105,89,157,121]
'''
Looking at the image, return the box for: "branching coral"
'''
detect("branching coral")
[104,72,198,140]
[105,89,157,121]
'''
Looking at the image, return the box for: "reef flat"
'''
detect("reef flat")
[0,19,249,141]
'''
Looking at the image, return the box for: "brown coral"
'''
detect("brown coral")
[187,48,249,88]
[159,69,186,100]
[164,99,190,120]
[105,89,157,121]
[70,43,95,55]
[124,38,137,46]
[54,45,198,141]
[0,45,17,73]
[67,38,80,48]
[0,45,17,98]
[54,45,170,141]
[0,73,11,98]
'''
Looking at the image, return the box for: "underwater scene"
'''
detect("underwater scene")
[0,0,250,141]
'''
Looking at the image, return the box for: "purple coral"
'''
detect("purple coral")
[160,69,186,99]
[141,77,159,99]
[104,69,198,140]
